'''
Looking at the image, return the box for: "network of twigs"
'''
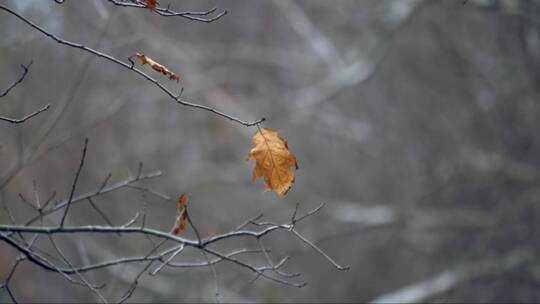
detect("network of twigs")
[0,146,346,302]
[0,1,347,303]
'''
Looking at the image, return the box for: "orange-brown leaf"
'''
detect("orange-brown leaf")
[135,52,181,83]
[247,128,298,196]
[169,74,180,82]
[144,0,158,11]
[173,194,188,235]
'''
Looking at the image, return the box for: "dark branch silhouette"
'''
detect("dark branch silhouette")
[0,5,263,127]
[0,138,347,302]
[106,0,228,23]
[0,61,50,124]
[0,104,50,124]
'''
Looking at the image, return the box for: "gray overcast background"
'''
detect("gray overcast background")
[1,0,540,302]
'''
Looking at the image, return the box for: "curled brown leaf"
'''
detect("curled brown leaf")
[172,193,188,235]
[135,52,180,82]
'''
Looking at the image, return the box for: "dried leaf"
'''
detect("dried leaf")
[144,0,158,11]
[135,52,180,82]
[247,127,298,196]
[172,194,188,235]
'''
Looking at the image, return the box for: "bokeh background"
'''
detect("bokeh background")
[1,0,540,302]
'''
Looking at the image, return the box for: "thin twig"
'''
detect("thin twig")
[87,197,113,226]
[59,138,89,227]
[122,212,141,228]
[125,185,171,201]
[203,247,306,288]
[1,199,18,225]
[21,170,161,229]
[295,202,325,222]
[47,235,108,303]
[166,249,267,268]
[289,202,300,230]
[18,193,38,212]
[0,104,50,124]
[291,229,349,271]
[185,208,221,303]
[118,239,167,303]
[0,61,32,98]
[1,259,22,291]
[149,244,184,275]
[32,180,41,209]
[234,213,264,231]
[5,286,17,303]
[0,233,100,287]
[98,174,112,192]
[40,191,56,211]
[106,0,227,23]
[258,238,299,278]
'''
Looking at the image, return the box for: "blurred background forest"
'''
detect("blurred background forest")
[1,0,540,302]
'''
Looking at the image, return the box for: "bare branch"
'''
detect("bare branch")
[87,198,118,236]
[59,138,89,227]
[5,286,17,303]
[0,1,354,302]
[118,239,167,303]
[122,212,141,228]
[125,184,171,201]
[0,5,264,127]
[203,247,306,288]
[0,104,50,124]
[0,233,100,286]
[185,208,221,303]
[148,244,184,276]
[291,229,349,271]
[0,61,31,98]
[98,174,112,192]
[20,169,161,229]
[106,0,227,23]
[166,249,267,268]
[18,193,39,212]
[258,238,299,278]
[0,61,49,124]
[0,225,197,247]
[0,203,346,274]
[47,235,108,303]
[294,202,325,223]
[1,199,18,225]
[0,258,22,291]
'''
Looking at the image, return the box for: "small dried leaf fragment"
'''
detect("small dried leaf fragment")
[144,0,158,11]
[135,52,180,82]
[247,127,298,196]
[173,194,188,235]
